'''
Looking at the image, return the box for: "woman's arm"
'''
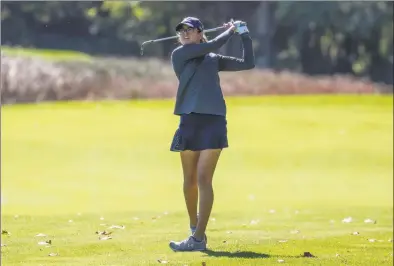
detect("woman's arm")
[217,33,255,71]
[172,28,235,62]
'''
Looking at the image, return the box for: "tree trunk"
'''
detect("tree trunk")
[253,1,276,68]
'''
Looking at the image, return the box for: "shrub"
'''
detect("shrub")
[1,54,389,105]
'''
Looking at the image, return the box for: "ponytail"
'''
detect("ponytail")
[200,32,208,43]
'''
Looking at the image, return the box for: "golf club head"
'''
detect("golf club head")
[140,40,153,55]
[140,44,145,55]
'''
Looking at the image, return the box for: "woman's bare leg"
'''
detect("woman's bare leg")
[193,149,222,241]
[180,150,200,228]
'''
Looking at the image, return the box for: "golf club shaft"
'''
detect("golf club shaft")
[144,26,226,44]
[140,25,227,55]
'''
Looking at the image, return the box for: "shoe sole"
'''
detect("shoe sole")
[169,243,206,252]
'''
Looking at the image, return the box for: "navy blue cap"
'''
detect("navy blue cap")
[175,17,204,32]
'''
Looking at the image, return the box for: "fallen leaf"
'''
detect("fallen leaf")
[1,230,10,235]
[38,240,51,245]
[368,239,376,243]
[99,236,112,241]
[335,253,340,257]
[48,253,58,256]
[303,252,315,257]
[278,259,285,263]
[96,231,112,236]
[342,217,353,223]
[157,259,168,264]
[352,232,360,235]
[364,219,376,224]
[35,233,47,237]
[278,240,288,243]
[108,225,125,229]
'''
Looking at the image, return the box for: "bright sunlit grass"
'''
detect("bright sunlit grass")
[1,46,93,61]
[1,95,392,265]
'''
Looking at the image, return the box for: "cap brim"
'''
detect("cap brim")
[175,22,194,31]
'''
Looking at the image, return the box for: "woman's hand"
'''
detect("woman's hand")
[223,21,236,32]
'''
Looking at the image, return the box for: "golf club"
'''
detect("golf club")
[140,19,239,55]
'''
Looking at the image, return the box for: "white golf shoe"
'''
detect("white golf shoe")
[169,236,207,252]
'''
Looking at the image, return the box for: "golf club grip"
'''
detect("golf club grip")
[145,26,226,44]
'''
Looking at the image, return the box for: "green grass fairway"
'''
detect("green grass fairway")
[1,95,393,265]
[1,46,93,62]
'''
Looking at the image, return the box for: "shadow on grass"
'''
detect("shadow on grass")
[202,250,307,259]
[201,250,270,259]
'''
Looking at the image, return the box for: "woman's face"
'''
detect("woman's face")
[177,26,202,45]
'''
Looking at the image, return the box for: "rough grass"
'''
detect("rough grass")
[1,46,391,105]
[1,95,393,265]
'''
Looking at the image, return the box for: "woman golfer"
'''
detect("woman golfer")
[169,17,255,251]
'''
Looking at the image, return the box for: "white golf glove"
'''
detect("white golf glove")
[233,20,249,35]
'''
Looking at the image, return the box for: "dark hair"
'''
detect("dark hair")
[201,32,208,43]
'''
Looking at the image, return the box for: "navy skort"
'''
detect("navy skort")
[170,112,228,152]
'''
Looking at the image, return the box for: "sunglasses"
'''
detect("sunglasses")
[176,27,195,35]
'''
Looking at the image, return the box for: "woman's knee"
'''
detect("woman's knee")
[196,149,221,188]
[184,173,198,188]
[197,174,213,188]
